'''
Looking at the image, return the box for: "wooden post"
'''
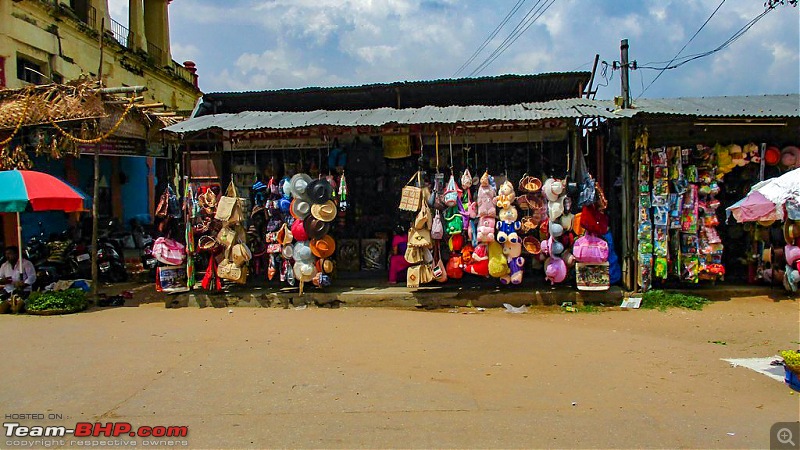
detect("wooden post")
[91,18,106,300]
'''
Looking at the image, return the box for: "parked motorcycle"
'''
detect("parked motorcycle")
[96,238,128,283]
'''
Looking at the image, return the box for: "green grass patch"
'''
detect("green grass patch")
[640,290,710,311]
[26,289,88,313]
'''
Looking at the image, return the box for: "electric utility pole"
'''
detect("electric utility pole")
[619,38,634,291]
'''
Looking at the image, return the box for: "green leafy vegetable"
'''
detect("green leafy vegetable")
[640,290,710,311]
[26,289,88,312]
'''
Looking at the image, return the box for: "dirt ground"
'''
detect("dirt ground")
[1,295,798,449]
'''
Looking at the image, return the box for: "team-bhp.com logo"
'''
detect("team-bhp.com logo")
[4,422,188,438]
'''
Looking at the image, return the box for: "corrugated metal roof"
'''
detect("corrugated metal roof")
[164,98,618,133]
[163,95,799,134]
[599,94,800,118]
[196,72,591,115]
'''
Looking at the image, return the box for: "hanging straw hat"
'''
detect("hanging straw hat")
[311,235,336,258]
[311,200,337,222]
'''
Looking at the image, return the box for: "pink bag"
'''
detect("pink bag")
[431,210,444,240]
[153,237,186,266]
[572,234,609,263]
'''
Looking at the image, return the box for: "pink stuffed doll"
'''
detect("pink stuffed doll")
[476,215,496,243]
[477,172,496,218]
[500,232,524,285]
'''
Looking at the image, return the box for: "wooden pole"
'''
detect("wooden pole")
[91,18,105,300]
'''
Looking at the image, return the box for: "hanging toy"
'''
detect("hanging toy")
[338,172,348,211]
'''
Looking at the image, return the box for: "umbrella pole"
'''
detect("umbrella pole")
[16,212,22,280]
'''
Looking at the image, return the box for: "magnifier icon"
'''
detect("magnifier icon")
[778,427,795,446]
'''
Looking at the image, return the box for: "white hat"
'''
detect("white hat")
[543,178,565,202]
[548,197,564,220]
[289,173,313,199]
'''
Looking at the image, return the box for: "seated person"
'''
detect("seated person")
[0,246,37,301]
[388,225,410,284]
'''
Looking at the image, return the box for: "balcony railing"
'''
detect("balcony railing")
[109,18,129,48]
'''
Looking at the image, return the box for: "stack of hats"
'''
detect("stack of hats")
[286,174,337,292]
[542,178,568,284]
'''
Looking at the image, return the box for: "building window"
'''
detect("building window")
[69,0,96,28]
[16,56,43,84]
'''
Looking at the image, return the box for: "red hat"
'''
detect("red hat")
[581,204,609,235]
[764,146,781,166]
[291,218,309,242]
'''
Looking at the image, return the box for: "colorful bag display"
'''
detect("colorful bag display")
[152,237,186,266]
[573,234,609,264]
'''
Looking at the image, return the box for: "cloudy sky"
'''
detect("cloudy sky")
[109,0,799,99]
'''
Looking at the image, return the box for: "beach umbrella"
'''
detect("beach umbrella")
[727,167,800,223]
[0,170,86,272]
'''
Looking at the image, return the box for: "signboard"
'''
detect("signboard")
[79,138,147,156]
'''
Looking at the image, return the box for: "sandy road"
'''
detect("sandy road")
[1,295,798,449]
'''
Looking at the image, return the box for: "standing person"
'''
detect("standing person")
[0,246,37,300]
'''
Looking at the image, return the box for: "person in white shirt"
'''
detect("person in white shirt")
[0,246,37,300]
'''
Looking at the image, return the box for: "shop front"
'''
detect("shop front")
[614,95,800,292]
[164,95,625,295]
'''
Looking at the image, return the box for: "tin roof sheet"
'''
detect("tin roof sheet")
[164,95,798,134]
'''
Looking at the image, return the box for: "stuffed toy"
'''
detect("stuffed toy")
[476,215,496,243]
[477,172,496,218]
[494,180,516,210]
[463,243,489,277]
[488,241,510,278]
[501,233,524,285]
[496,204,520,244]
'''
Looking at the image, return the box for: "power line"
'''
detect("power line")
[468,0,557,77]
[636,0,727,99]
[452,0,529,78]
[638,4,779,71]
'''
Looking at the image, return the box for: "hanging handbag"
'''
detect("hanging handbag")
[155,187,170,218]
[215,182,244,223]
[407,264,421,288]
[573,234,610,263]
[408,227,432,248]
[152,237,186,266]
[431,210,444,240]
[217,225,237,248]
[399,172,423,212]
[404,245,423,264]
[415,205,432,230]
[443,173,461,207]
[431,245,448,283]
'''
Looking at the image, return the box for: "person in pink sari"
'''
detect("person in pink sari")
[388,224,410,283]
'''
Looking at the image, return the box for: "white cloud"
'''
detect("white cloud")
[162,0,799,97]
[171,43,200,64]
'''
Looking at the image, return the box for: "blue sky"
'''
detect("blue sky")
[109,0,799,99]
